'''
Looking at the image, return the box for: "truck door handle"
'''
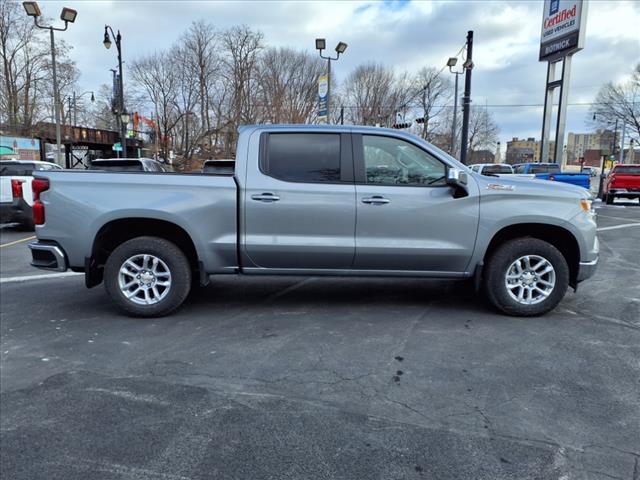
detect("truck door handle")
[361,196,390,205]
[251,192,280,202]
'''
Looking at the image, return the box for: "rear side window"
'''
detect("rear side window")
[0,163,35,176]
[482,165,513,175]
[529,164,560,174]
[263,133,341,183]
[613,166,640,175]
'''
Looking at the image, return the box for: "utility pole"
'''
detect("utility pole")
[618,122,626,164]
[459,30,474,165]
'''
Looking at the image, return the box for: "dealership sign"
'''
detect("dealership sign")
[539,0,587,61]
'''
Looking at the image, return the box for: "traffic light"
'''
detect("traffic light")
[392,122,412,129]
[415,117,425,124]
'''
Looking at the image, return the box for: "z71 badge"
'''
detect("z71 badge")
[487,184,515,191]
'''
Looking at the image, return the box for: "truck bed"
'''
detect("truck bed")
[34,170,239,273]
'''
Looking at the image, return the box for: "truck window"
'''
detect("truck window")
[263,133,341,183]
[362,135,446,186]
[0,163,35,176]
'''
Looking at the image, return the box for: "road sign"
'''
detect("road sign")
[112,142,122,152]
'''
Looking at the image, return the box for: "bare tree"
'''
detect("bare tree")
[1,0,55,133]
[180,21,220,154]
[130,52,180,162]
[590,63,640,142]
[258,47,324,124]
[219,25,263,156]
[342,62,402,126]
[412,67,451,140]
[467,106,499,154]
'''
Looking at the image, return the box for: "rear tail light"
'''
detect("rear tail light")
[10,179,24,199]
[32,178,50,225]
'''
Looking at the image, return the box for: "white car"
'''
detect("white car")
[469,163,514,176]
[0,160,62,229]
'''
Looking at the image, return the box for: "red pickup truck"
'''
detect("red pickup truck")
[603,165,640,204]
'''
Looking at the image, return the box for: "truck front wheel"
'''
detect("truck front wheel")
[484,238,569,316]
[104,236,192,317]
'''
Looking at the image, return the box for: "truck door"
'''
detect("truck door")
[352,133,479,273]
[243,131,356,270]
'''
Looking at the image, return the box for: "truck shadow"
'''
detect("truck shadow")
[186,276,486,312]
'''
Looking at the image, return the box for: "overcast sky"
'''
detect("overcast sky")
[42,0,640,148]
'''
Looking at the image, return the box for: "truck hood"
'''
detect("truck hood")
[473,173,592,199]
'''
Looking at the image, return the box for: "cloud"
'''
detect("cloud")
[39,0,640,145]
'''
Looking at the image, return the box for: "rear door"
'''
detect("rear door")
[243,131,356,270]
[352,133,479,273]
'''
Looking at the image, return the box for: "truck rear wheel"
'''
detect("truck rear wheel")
[104,236,192,317]
[484,238,569,316]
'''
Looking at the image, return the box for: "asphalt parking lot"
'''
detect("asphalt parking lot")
[1,202,639,480]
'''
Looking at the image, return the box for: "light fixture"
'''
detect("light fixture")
[22,1,41,17]
[335,41,348,54]
[315,38,326,51]
[103,27,112,49]
[120,110,130,124]
[463,59,474,69]
[60,7,77,23]
[447,57,458,67]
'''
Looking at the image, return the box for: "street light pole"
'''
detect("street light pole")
[23,2,77,166]
[459,30,474,165]
[315,39,347,124]
[104,26,128,157]
[48,26,62,165]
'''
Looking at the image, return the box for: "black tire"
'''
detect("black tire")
[605,193,613,205]
[104,236,192,317]
[483,238,569,317]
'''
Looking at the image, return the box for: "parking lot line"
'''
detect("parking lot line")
[0,272,82,284]
[0,235,36,248]
[597,223,640,232]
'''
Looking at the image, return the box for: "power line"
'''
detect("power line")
[338,101,622,110]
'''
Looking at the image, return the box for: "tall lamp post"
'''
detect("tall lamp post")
[315,39,347,124]
[23,2,77,166]
[103,25,129,157]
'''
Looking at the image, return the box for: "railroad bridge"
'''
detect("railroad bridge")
[31,122,143,168]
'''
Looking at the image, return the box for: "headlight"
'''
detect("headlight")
[580,198,594,214]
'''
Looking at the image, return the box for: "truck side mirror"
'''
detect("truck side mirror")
[446,167,468,197]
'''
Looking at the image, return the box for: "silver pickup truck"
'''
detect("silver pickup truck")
[29,125,598,317]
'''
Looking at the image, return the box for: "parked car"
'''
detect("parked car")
[512,163,590,190]
[469,163,514,176]
[89,158,170,172]
[28,125,598,318]
[603,164,640,204]
[0,160,62,229]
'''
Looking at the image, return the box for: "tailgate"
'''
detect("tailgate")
[611,174,640,189]
[0,177,11,203]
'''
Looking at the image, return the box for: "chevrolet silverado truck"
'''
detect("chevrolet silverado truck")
[603,164,640,204]
[28,125,598,317]
[512,163,591,190]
